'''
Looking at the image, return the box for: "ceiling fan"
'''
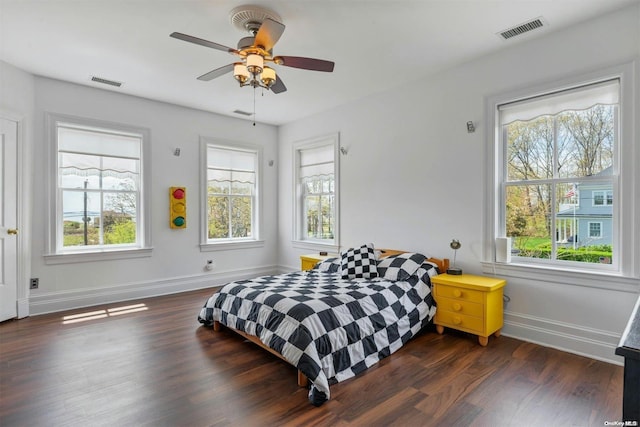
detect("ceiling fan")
[170,5,335,94]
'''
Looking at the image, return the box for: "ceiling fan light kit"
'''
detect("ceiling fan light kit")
[261,66,276,87]
[171,4,335,97]
[233,63,250,84]
[246,53,264,75]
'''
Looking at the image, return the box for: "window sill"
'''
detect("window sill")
[481,261,639,293]
[200,240,265,252]
[44,247,153,265]
[292,240,339,253]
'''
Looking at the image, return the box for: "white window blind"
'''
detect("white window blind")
[499,79,619,124]
[299,144,334,179]
[58,125,141,158]
[207,146,256,186]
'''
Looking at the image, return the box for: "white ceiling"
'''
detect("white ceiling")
[1,0,638,126]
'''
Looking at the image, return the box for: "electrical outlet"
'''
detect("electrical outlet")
[30,278,39,289]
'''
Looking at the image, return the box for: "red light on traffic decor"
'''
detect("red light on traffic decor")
[172,188,185,199]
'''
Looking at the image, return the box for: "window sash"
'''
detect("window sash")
[299,155,335,241]
[302,174,335,240]
[293,135,339,246]
[589,222,603,238]
[593,190,613,206]
[55,122,144,253]
[205,144,258,242]
[499,80,618,268]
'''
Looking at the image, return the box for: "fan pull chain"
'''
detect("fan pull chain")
[253,87,256,126]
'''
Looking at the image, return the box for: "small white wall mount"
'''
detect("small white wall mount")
[466,121,476,133]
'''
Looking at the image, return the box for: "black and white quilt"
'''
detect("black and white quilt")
[198,258,438,406]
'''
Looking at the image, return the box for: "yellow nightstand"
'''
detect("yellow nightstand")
[300,253,334,271]
[431,273,506,346]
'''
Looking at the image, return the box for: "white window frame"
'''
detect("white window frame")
[588,221,603,239]
[483,62,638,290]
[44,113,152,264]
[199,137,263,252]
[292,133,340,252]
[500,81,618,271]
[592,190,613,207]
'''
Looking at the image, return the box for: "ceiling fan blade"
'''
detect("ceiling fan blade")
[254,18,285,51]
[274,56,334,72]
[271,76,287,94]
[170,32,239,55]
[197,63,234,81]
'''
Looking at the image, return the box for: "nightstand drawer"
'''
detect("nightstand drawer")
[436,296,484,318]
[436,311,484,334]
[301,258,320,271]
[435,286,484,303]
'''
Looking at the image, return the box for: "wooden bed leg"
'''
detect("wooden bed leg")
[436,324,444,335]
[297,370,308,388]
[213,321,221,332]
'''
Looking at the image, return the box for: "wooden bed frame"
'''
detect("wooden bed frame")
[212,249,449,388]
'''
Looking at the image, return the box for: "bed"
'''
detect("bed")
[198,244,449,406]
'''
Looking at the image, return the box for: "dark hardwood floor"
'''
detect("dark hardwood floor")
[0,288,624,426]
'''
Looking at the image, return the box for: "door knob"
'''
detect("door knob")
[7,229,18,235]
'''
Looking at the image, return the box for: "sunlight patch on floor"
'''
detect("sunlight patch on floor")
[62,303,148,324]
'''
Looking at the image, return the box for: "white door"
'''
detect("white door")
[0,118,18,322]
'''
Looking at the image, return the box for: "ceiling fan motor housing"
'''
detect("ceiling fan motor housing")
[229,5,282,35]
[237,36,255,50]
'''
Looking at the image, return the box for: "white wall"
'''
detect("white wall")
[27,78,279,314]
[277,5,640,364]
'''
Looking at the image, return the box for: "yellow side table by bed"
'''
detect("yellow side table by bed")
[300,253,334,271]
[431,273,506,346]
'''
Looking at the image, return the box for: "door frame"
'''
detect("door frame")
[2,111,30,318]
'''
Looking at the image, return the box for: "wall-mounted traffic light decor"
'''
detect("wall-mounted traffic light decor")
[169,186,186,229]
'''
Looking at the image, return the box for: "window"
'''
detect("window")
[202,140,261,248]
[46,114,151,262]
[498,79,619,268]
[589,222,603,238]
[294,134,340,247]
[593,190,613,206]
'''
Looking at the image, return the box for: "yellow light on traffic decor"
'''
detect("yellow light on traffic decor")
[170,186,186,229]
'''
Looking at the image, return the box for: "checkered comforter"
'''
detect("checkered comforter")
[198,262,438,406]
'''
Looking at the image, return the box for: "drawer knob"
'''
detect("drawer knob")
[453,303,462,311]
[453,289,462,298]
[453,316,462,325]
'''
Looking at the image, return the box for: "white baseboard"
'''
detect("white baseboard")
[29,265,280,315]
[502,310,624,366]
